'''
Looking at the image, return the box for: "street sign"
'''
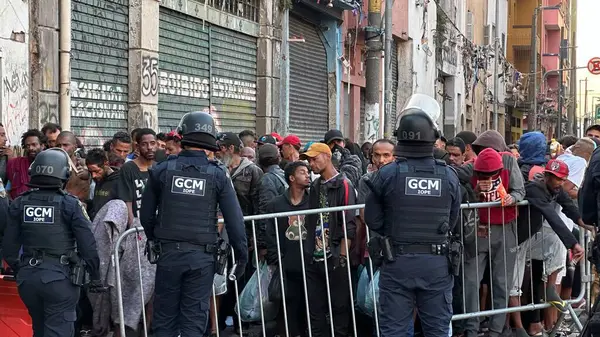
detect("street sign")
[596,105,600,119]
[588,57,600,75]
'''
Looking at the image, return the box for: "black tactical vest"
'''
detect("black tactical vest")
[386,158,452,245]
[156,159,219,245]
[20,190,76,257]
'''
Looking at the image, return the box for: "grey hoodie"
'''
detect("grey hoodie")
[457,130,526,203]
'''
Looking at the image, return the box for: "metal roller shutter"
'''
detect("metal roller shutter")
[71,0,129,147]
[158,8,257,134]
[289,15,328,143]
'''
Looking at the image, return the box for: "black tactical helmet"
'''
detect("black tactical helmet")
[395,109,438,143]
[177,111,219,151]
[29,148,71,181]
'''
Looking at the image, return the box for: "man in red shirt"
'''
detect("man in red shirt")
[6,129,46,199]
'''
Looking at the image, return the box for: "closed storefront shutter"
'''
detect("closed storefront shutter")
[158,8,257,134]
[71,0,129,147]
[289,15,328,143]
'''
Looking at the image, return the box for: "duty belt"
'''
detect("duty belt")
[394,243,448,256]
[22,254,70,267]
[160,241,218,254]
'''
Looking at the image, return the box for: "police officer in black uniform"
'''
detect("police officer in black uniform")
[140,111,248,337]
[365,94,461,336]
[1,148,103,337]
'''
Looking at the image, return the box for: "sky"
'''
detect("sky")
[576,0,600,120]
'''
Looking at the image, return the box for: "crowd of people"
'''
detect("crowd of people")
[0,118,599,337]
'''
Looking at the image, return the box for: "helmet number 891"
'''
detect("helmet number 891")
[401,131,421,140]
[36,165,54,174]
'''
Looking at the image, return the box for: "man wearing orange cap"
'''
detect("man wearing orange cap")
[300,142,357,337]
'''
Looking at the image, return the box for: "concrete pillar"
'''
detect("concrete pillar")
[30,0,60,129]
[128,0,160,132]
[256,0,282,136]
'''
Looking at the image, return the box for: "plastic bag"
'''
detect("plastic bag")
[235,262,280,322]
[356,266,369,313]
[213,273,228,296]
[364,270,380,317]
[268,266,282,302]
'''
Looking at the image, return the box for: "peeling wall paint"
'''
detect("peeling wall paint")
[0,0,29,146]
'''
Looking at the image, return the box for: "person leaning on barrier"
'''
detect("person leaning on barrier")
[509,159,585,335]
[364,94,461,337]
[139,111,248,337]
[1,148,105,337]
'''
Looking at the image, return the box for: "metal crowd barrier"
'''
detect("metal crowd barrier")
[112,200,593,337]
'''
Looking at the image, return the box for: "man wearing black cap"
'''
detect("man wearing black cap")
[140,111,248,337]
[218,132,263,217]
[324,129,363,187]
[456,131,478,164]
[2,148,105,337]
[256,134,277,149]
[255,143,288,254]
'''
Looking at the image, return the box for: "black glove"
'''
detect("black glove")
[335,255,348,270]
[88,279,109,293]
[235,262,246,280]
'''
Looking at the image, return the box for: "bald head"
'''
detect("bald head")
[56,131,79,158]
[240,146,255,161]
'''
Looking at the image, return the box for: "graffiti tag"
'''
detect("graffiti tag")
[142,56,159,97]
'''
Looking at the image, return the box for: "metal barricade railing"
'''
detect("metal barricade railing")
[112,200,593,337]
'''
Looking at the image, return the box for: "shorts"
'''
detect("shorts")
[510,226,567,297]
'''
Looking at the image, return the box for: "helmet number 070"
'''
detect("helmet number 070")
[35,165,54,175]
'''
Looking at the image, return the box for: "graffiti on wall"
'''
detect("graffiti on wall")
[78,126,105,147]
[39,99,59,126]
[364,103,380,143]
[70,80,127,119]
[159,71,256,101]
[2,66,28,145]
[142,56,159,97]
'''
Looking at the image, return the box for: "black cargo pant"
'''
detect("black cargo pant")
[17,265,80,337]
[306,260,351,337]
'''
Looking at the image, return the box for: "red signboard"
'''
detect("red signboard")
[588,57,600,75]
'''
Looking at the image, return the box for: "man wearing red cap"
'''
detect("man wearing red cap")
[509,159,585,335]
[278,134,301,169]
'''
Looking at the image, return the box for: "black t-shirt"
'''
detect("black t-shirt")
[117,161,149,218]
[90,170,120,220]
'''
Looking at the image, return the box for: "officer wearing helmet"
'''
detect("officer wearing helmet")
[364,94,461,336]
[140,111,248,337]
[1,148,104,337]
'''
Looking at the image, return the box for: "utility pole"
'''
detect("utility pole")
[364,0,382,142]
[492,0,500,130]
[383,0,393,137]
[584,77,589,130]
[528,7,539,131]
[279,9,290,135]
[556,27,565,139]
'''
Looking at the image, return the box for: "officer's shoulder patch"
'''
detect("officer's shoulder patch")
[405,176,442,197]
[78,200,91,221]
